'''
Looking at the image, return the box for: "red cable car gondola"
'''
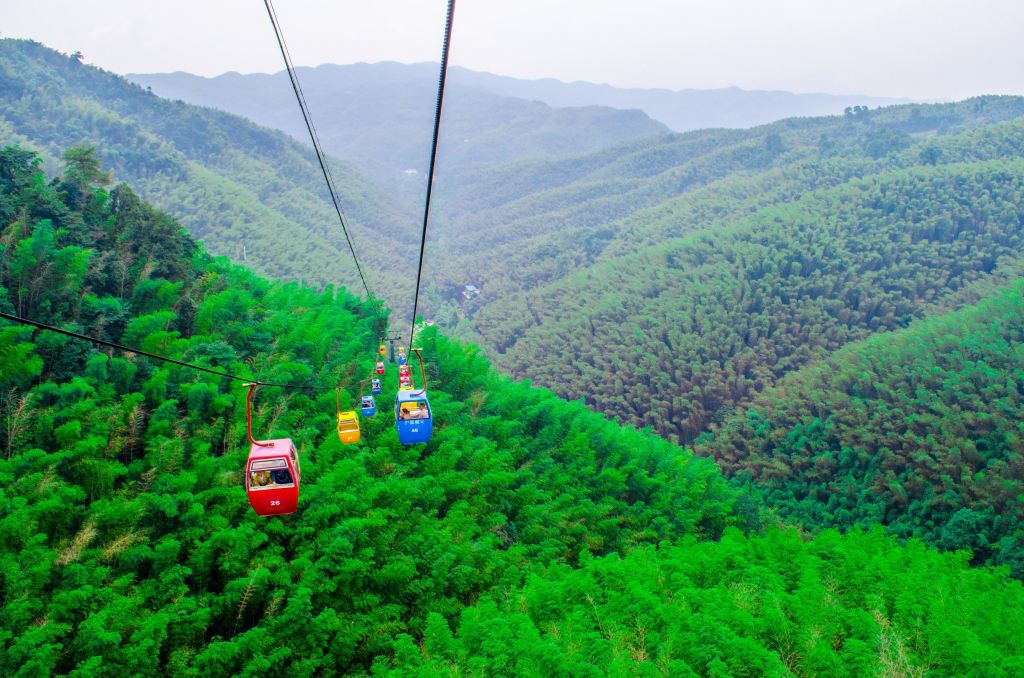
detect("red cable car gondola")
[376,361,385,375]
[244,384,301,517]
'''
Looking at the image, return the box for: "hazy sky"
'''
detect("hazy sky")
[2,0,1021,100]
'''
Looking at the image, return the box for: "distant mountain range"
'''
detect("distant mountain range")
[128,62,911,196]
[128,63,670,199]
[444,65,917,131]
[132,62,914,136]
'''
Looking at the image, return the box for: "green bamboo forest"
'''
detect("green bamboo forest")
[1,30,1024,677]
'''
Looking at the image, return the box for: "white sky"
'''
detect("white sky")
[1,0,1021,100]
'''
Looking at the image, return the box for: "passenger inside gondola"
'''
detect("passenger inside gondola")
[249,461,295,488]
[399,401,429,419]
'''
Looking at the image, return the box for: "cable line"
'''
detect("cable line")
[0,311,335,392]
[408,0,456,348]
[263,0,383,325]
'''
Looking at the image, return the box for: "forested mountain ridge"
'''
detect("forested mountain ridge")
[476,158,1024,440]
[697,279,1024,575]
[430,97,1024,303]
[446,101,1024,441]
[3,145,1023,675]
[0,38,417,304]
[130,63,669,200]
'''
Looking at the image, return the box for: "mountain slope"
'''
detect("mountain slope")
[473,156,1024,443]
[3,142,1023,676]
[697,279,1024,574]
[430,97,1024,297]
[0,39,416,304]
[0,144,739,675]
[394,99,1024,436]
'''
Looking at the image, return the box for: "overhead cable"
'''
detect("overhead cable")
[408,0,456,348]
[0,311,334,391]
[263,0,382,320]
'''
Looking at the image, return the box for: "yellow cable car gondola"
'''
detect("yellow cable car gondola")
[336,386,360,444]
[337,411,360,444]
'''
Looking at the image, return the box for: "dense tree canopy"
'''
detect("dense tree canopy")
[698,280,1024,575]
[4,38,1024,675]
[1,145,1023,675]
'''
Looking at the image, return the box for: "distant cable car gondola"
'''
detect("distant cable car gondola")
[244,384,300,516]
[361,395,376,417]
[376,361,385,375]
[378,343,387,358]
[399,365,411,378]
[397,352,407,365]
[395,348,432,445]
[371,378,382,395]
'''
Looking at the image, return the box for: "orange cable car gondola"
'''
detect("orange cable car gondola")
[244,384,301,517]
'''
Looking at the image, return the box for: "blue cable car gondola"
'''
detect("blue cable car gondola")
[395,348,432,445]
[395,389,431,444]
[361,395,376,417]
[371,378,382,395]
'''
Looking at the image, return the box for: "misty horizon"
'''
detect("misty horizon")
[2,0,1022,101]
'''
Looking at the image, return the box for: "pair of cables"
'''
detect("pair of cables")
[265,0,456,349]
[1,1,457,392]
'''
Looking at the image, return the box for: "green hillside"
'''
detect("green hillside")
[697,279,1024,574]
[451,105,1024,448]
[3,145,1023,674]
[428,97,1024,303]
[0,38,417,304]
